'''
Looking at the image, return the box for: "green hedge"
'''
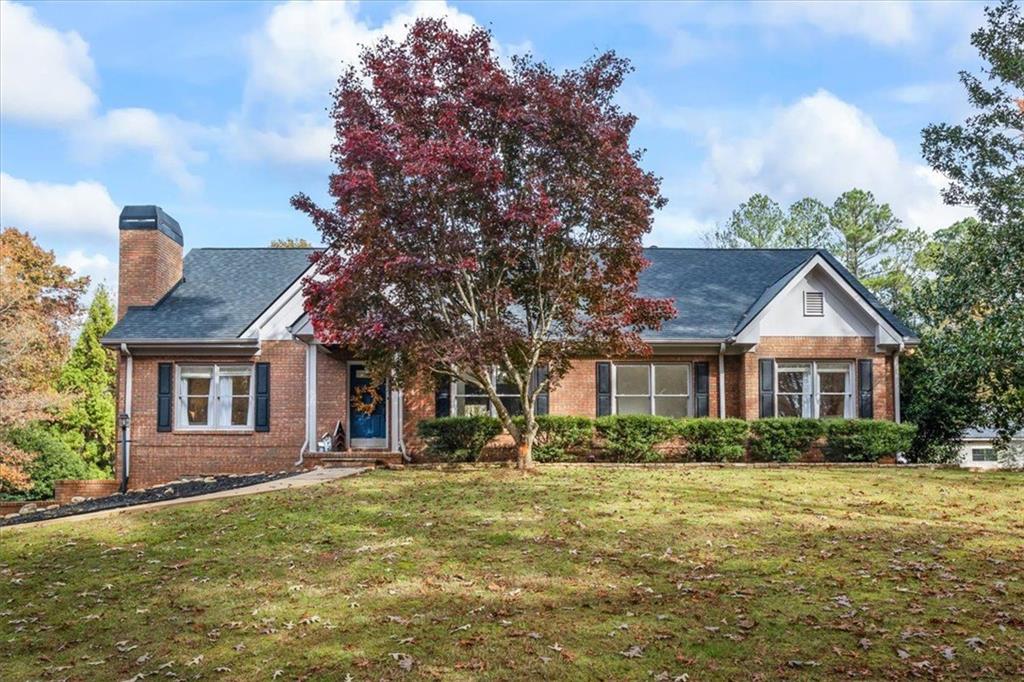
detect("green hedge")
[594,415,678,462]
[749,418,825,462]
[416,414,916,464]
[417,416,502,463]
[531,416,595,463]
[2,423,92,500]
[823,420,917,462]
[678,418,749,462]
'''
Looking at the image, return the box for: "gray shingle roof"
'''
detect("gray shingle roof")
[105,248,316,341]
[104,246,914,343]
[637,247,915,340]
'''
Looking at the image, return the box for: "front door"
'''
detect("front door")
[349,364,387,448]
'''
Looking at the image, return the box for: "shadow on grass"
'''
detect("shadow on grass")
[2,467,1022,680]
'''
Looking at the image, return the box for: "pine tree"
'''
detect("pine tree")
[56,286,117,474]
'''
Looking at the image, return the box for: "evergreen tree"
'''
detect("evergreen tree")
[56,286,117,474]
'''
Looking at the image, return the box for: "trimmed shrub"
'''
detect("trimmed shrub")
[531,416,595,462]
[417,416,502,463]
[595,415,678,462]
[2,423,91,500]
[679,418,749,462]
[749,418,825,462]
[823,420,917,462]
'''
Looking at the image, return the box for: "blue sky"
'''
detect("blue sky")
[0,0,981,299]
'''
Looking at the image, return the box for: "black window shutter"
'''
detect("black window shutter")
[694,362,710,417]
[596,362,612,417]
[157,363,173,432]
[434,374,451,417]
[255,362,270,432]
[531,366,549,416]
[858,359,874,418]
[758,358,775,418]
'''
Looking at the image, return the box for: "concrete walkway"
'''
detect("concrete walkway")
[3,467,367,531]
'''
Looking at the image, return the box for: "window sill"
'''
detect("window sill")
[171,428,255,435]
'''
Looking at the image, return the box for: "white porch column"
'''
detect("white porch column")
[305,343,318,450]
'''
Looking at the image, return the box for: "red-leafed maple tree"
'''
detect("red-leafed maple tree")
[293,20,675,469]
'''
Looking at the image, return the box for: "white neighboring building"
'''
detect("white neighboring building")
[959,429,1024,470]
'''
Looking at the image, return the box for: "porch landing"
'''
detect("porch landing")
[304,451,404,468]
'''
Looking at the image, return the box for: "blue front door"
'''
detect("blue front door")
[349,364,387,444]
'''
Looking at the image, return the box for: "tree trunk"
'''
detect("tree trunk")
[516,434,535,470]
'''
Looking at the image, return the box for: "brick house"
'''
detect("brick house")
[102,205,919,488]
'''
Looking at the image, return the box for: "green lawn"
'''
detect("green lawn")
[2,467,1022,681]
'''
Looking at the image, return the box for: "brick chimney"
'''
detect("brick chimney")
[117,205,184,320]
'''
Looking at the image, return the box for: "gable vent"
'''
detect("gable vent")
[803,291,824,317]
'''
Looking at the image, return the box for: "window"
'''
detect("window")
[776,361,853,418]
[803,291,824,316]
[972,447,998,462]
[452,370,523,416]
[176,365,254,429]
[614,363,690,417]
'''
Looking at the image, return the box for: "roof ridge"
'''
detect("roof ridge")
[191,246,320,250]
[643,246,818,251]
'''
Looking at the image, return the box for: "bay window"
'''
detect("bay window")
[614,363,691,417]
[775,361,853,418]
[176,364,254,430]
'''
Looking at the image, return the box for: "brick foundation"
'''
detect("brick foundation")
[53,479,119,503]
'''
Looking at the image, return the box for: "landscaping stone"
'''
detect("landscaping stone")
[1,471,302,527]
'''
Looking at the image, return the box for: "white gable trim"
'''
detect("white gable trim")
[733,254,904,347]
[240,264,316,341]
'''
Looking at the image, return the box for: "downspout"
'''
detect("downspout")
[119,344,133,491]
[893,341,904,424]
[718,342,727,418]
[398,389,410,463]
[295,340,315,467]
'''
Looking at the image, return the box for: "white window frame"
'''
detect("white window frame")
[971,447,997,463]
[450,369,522,417]
[175,364,255,431]
[612,362,692,417]
[774,360,854,419]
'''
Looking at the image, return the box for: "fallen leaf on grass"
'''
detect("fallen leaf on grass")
[389,652,414,671]
[620,645,644,658]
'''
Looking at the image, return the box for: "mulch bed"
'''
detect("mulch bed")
[1,471,302,527]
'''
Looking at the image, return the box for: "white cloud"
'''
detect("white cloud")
[752,1,916,47]
[0,0,98,124]
[246,0,478,104]
[74,108,210,192]
[227,119,334,165]
[695,90,972,232]
[238,0,485,165]
[60,249,117,291]
[0,173,120,238]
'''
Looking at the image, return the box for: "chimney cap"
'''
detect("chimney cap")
[119,205,183,246]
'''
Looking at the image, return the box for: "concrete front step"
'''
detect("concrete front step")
[306,451,403,468]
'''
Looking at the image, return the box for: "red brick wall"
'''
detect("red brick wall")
[118,229,183,319]
[115,337,900,478]
[316,350,348,443]
[549,355,722,418]
[54,479,119,503]
[116,341,308,488]
[739,336,894,420]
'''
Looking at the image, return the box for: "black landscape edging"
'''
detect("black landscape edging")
[1,471,302,527]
